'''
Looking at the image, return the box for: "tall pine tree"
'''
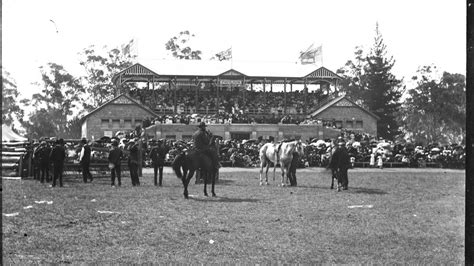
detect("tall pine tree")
[364,23,404,140]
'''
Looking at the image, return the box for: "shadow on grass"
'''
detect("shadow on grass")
[195,179,235,186]
[188,195,261,203]
[349,187,388,195]
[293,185,333,190]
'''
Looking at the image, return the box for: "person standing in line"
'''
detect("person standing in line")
[108,140,123,187]
[287,151,299,186]
[32,141,41,181]
[39,141,52,183]
[50,138,66,187]
[128,139,140,186]
[149,139,170,186]
[79,138,93,183]
[329,140,351,191]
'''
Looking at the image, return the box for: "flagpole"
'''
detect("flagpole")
[321,44,323,66]
[231,46,233,69]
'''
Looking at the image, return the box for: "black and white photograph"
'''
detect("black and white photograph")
[2,0,468,264]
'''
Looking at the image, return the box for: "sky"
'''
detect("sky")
[2,0,466,100]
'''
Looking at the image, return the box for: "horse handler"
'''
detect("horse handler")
[108,140,123,187]
[329,140,351,190]
[149,139,170,186]
[128,139,140,186]
[287,151,299,186]
[79,138,93,183]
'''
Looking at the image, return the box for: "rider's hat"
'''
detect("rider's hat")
[197,122,207,128]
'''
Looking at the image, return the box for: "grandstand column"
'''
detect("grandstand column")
[284,79,287,115]
[242,77,246,107]
[303,79,308,116]
[194,78,199,114]
[278,131,284,141]
[216,77,220,115]
[172,78,177,113]
[252,131,257,139]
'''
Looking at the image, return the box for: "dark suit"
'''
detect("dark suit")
[192,128,218,170]
[50,144,66,187]
[39,145,52,183]
[80,144,93,183]
[150,143,169,186]
[287,152,299,186]
[329,146,351,189]
[108,146,123,186]
[128,144,140,186]
[32,145,41,181]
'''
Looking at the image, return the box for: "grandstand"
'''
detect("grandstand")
[80,60,378,141]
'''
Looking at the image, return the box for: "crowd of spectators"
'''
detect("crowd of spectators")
[129,85,332,124]
[29,127,465,171]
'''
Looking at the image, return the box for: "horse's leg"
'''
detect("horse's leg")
[330,169,335,189]
[281,164,287,187]
[211,169,216,197]
[273,160,277,182]
[184,169,195,199]
[203,171,208,197]
[182,168,189,199]
[337,169,343,192]
[265,164,270,185]
[259,161,265,186]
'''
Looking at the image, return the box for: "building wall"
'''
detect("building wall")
[314,106,377,136]
[82,104,156,140]
[147,123,340,142]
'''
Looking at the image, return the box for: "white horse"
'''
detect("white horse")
[259,140,305,186]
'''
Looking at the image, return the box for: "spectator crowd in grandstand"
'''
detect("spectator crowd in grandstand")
[129,85,334,125]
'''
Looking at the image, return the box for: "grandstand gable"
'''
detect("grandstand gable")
[218,69,247,77]
[81,93,158,121]
[309,95,380,120]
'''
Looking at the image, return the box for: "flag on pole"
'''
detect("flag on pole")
[213,47,232,61]
[299,44,322,65]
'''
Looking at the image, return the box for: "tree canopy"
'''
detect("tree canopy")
[400,65,465,145]
[165,31,202,60]
[337,23,404,140]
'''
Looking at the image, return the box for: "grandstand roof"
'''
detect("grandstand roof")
[309,95,380,120]
[112,60,342,86]
[81,93,159,121]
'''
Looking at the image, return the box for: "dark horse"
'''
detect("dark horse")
[172,139,218,199]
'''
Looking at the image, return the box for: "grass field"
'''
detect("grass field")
[2,167,465,264]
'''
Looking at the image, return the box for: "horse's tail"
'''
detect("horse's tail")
[172,152,185,179]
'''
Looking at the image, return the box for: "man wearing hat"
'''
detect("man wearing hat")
[79,138,93,183]
[50,138,66,187]
[108,140,123,187]
[128,139,140,186]
[149,139,170,186]
[38,141,52,183]
[329,139,351,190]
[192,122,219,171]
[32,140,42,181]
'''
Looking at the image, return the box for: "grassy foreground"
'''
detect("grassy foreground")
[2,167,465,264]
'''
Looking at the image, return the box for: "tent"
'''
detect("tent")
[2,125,28,142]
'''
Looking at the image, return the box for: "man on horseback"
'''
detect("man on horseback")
[192,122,219,171]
